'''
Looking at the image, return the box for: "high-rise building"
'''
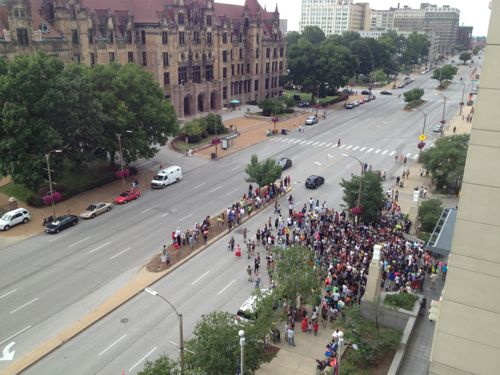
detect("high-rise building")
[456,26,473,50]
[0,0,286,118]
[424,4,460,59]
[300,0,370,36]
[370,9,395,30]
[393,6,426,33]
[429,1,500,374]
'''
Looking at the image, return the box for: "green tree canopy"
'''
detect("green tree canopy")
[432,64,458,82]
[401,32,430,67]
[459,52,472,64]
[301,26,325,45]
[419,198,444,233]
[340,171,385,223]
[403,88,425,103]
[422,134,470,191]
[245,154,282,188]
[138,355,184,375]
[285,31,300,48]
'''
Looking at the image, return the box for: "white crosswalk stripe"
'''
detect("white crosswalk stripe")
[382,150,388,155]
[331,144,338,148]
[375,149,381,154]
[367,148,374,153]
[293,139,301,143]
[360,147,366,151]
[305,141,313,145]
[318,142,326,147]
[280,138,288,142]
[406,152,411,157]
[345,145,353,150]
[339,145,346,149]
[300,140,308,144]
[312,141,320,146]
[352,146,359,151]
[390,151,396,156]
[326,142,333,147]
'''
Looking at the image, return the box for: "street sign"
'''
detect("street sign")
[419,134,426,141]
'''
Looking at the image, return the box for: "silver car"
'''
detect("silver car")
[80,202,112,219]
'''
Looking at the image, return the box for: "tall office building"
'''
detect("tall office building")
[300,0,370,36]
[429,1,499,373]
[279,19,288,34]
[456,26,473,50]
[424,4,460,58]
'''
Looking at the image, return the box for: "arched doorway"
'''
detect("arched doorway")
[184,95,191,116]
[210,91,217,110]
[197,93,204,113]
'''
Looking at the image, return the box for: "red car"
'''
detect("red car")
[114,190,140,204]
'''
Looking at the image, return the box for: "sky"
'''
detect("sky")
[220,0,492,36]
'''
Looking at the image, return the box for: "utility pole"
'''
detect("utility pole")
[45,149,62,219]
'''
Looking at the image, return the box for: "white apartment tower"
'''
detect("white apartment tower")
[300,0,370,36]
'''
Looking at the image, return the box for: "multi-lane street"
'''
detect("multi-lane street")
[0,62,475,374]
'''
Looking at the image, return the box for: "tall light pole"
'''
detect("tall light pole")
[116,130,132,187]
[45,149,62,219]
[239,329,245,375]
[342,154,364,225]
[439,94,447,131]
[144,287,184,374]
[459,80,466,115]
[412,107,427,161]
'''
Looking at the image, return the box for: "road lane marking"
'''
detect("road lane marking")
[99,334,127,356]
[352,146,359,151]
[140,208,152,214]
[226,188,238,196]
[331,144,338,148]
[305,141,313,145]
[89,241,112,254]
[339,145,346,149]
[0,289,17,300]
[0,326,31,346]
[193,182,206,190]
[217,279,236,295]
[192,271,210,285]
[325,142,332,147]
[312,141,319,146]
[110,247,131,260]
[300,140,307,144]
[367,148,374,153]
[161,212,169,218]
[406,152,412,157]
[390,151,396,156]
[317,142,326,147]
[345,145,353,150]
[375,149,381,154]
[68,236,91,248]
[179,213,193,222]
[293,139,301,143]
[49,233,69,242]
[231,166,240,171]
[209,185,223,193]
[129,347,157,372]
[360,147,366,151]
[382,150,388,155]
[10,298,39,314]
[293,201,302,207]
[287,139,295,143]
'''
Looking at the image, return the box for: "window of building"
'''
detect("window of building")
[273,48,277,58]
[266,63,269,73]
[142,52,147,66]
[207,15,212,26]
[163,72,170,86]
[193,66,201,83]
[239,48,242,59]
[237,64,240,75]
[246,63,250,74]
[222,50,227,62]
[178,13,185,25]
[254,79,259,91]
[128,51,134,62]
[207,32,212,45]
[206,65,213,81]
[193,32,200,44]
[126,30,132,43]
[90,52,96,66]
[163,52,169,67]
[279,61,283,71]
[255,63,258,73]
[71,29,79,44]
[108,32,114,44]
[239,33,242,42]
[109,52,115,63]
[256,33,259,43]
[231,65,234,76]
[178,67,187,84]
[70,5,76,20]
[265,78,269,89]
[223,67,227,78]
[223,86,227,99]
[16,28,29,46]
[141,30,146,44]
[88,29,94,44]
[223,32,227,44]
[256,48,259,58]
[266,48,270,58]
[162,31,168,44]
[179,32,185,44]
[280,47,284,57]
[230,50,233,60]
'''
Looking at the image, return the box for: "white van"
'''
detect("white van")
[0,208,31,231]
[151,166,182,189]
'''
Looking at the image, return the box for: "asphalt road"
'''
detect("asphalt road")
[1,61,475,373]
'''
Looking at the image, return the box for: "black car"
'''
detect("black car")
[277,157,292,170]
[361,90,371,95]
[305,175,325,189]
[45,215,79,234]
[380,91,393,95]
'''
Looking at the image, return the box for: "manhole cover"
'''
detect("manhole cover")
[121,318,129,324]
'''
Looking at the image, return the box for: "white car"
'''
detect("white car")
[0,208,31,231]
[433,124,443,133]
[305,116,318,125]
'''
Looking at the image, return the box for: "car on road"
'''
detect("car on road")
[305,115,318,125]
[114,189,141,204]
[433,124,443,133]
[352,100,360,107]
[361,90,371,95]
[277,157,292,170]
[380,90,393,95]
[0,208,31,231]
[45,215,79,234]
[305,175,325,189]
[80,202,113,219]
[151,166,183,189]
[345,103,354,109]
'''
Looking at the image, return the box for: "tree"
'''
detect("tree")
[432,64,458,82]
[403,88,424,103]
[421,134,470,191]
[419,198,443,233]
[272,245,323,308]
[301,26,325,45]
[138,355,183,375]
[370,69,387,83]
[401,32,430,67]
[285,31,300,48]
[473,46,481,55]
[245,154,282,188]
[184,311,264,374]
[459,51,472,64]
[339,171,385,223]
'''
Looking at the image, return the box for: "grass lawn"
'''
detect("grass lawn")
[284,90,338,106]
[384,293,418,311]
[171,133,223,154]
[404,99,426,110]
[0,182,34,203]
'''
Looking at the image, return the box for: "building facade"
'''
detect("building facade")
[300,0,370,36]
[429,1,500,373]
[0,0,286,118]
[456,25,473,50]
[423,4,460,59]
[279,18,287,34]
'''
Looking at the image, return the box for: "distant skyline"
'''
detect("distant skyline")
[220,0,491,36]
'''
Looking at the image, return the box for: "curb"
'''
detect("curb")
[2,187,292,375]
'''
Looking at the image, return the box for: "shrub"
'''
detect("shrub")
[419,198,443,232]
[26,194,44,207]
[205,113,228,135]
[384,293,418,311]
[404,88,424,103]
[182,119,205,143]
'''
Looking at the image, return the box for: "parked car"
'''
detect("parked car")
[114,190,141,204]
[277,157,292,170]
[45,215,79,234]
[305,175,325,189]
[305,115,318,125]
[151,166,183,189]
[352,100,360,107]
[433,124,443,133]
[361,90,371,95]
[345,103,354,109]
[380,90,393,95]
[80,202,112,219]
[0,208,31,231]
[297,101,310,108]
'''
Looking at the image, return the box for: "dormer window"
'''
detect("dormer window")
[14,8,26,18]
[178,13,185,25]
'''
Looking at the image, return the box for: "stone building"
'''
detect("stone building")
[0,0,286,117]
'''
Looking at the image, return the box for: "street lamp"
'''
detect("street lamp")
[342,154,364,225]
[45,149,62,219]
[116,130,133,187]
[439,94,447,130]
[144,287,184,374]
[457,80,466,115]
[412,107,427,161]
[239,329,245,375]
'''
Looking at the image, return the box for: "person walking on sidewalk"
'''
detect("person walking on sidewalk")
[287,327,296,346]
[255,271,261,289]
[228,236,235,252]
[247,265,253,281]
